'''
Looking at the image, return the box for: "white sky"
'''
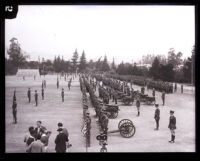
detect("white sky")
[5,5,195,64]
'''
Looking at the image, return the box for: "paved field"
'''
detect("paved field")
[5,75,195,152]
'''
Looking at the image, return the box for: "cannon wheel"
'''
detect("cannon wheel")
[118,119,136,138]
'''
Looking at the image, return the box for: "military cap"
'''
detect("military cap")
[170,110,174,114]
[155,104,159,107]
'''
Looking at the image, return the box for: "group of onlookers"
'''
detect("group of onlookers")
[24,121,71,153]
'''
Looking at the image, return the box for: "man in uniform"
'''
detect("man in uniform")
[27,88,31,103]
[13,89,16,102]
[68,81,71,91]
[141,86,145,95]
[181,84,183,93]
[57,78,59,89]
[174,83,177,92]
[154,104,160,130]
[61,88,64,102]
[34,90,38,106]
[161,91,165,106]
[41,87,44,100]
[168,110,176,143]
[152,88,155,97]
[12,99,17,124]
[136,98,140,116]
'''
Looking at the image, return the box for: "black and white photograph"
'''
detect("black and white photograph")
[4,4,195,153]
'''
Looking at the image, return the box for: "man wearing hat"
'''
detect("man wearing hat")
[168,110,176,143]
[154,104,160,130]
[161,91,165,106]
[34,90,38,106]
[12,99,17,124]
[55,128,69,153]
[61,88,64,102]
[57,122,69,138]
[136,98,140,116]
[27,88,31,103]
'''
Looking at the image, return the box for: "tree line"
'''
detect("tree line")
[5,37,194,83]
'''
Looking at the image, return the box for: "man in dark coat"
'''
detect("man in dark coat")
[152,88,155,97]
[27,88,31,103]
[41,88,44,100]
[168,110,176,143]
[12,99,17,124]
[57,78,59,89]
[154,104,160,130]
[61,88,64,102]
[55,128,69,153]
[161,91,165,106]
[181,84,183,93]
[34,121,46,140]
[34,90,38,106]
[136,98,140,116]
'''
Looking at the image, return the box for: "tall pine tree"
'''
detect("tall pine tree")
[79,50,87,72]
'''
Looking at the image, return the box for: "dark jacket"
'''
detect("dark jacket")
[168,116,176,130]
[55,132,69,152]
[154,108,160,120]
[34,126,46,139]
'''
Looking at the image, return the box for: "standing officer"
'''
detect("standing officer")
[154,104,160,130]
[174,83,177,92]
[152,88,155,97]
[27,88,31,103]
[13,89,16,102]
[12,99,17,124]
[61,88,64,102]
[57,78,59,89]
[41,88,44,100]
[68,81,71,91]
[168,110,176,143]
[136,98,140,116]
[34,90,38,106]
[181,84,183,93]
[161,91,165,106]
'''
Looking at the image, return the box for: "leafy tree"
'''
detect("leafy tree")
[168,48,183,70]
[7,37,29,72]
[149,57,160,79]
[159,63,175,82]
[182,57,192,83]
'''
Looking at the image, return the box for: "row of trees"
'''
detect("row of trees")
[6,37,194,83]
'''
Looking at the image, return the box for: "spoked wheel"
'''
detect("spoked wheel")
[118,119,136,138]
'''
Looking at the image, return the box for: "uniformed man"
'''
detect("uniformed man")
[181,84,183,93]
[152,88,155,97]
[168,110,176,143]
[136,98,140,116]
[68,82,71,90]
[34,90,38,106]
[57,79,59,89]
[12,99,17,124]
[41,88,44,100]
[154,104,160,130]
[34,75,36,80]
[161,91,165,106]
[27,88,31,103]
[61,88,64,102]
[174,83,177,92]
[42,81,44,89]
[13,89,16,102]
[44,80,46,88]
